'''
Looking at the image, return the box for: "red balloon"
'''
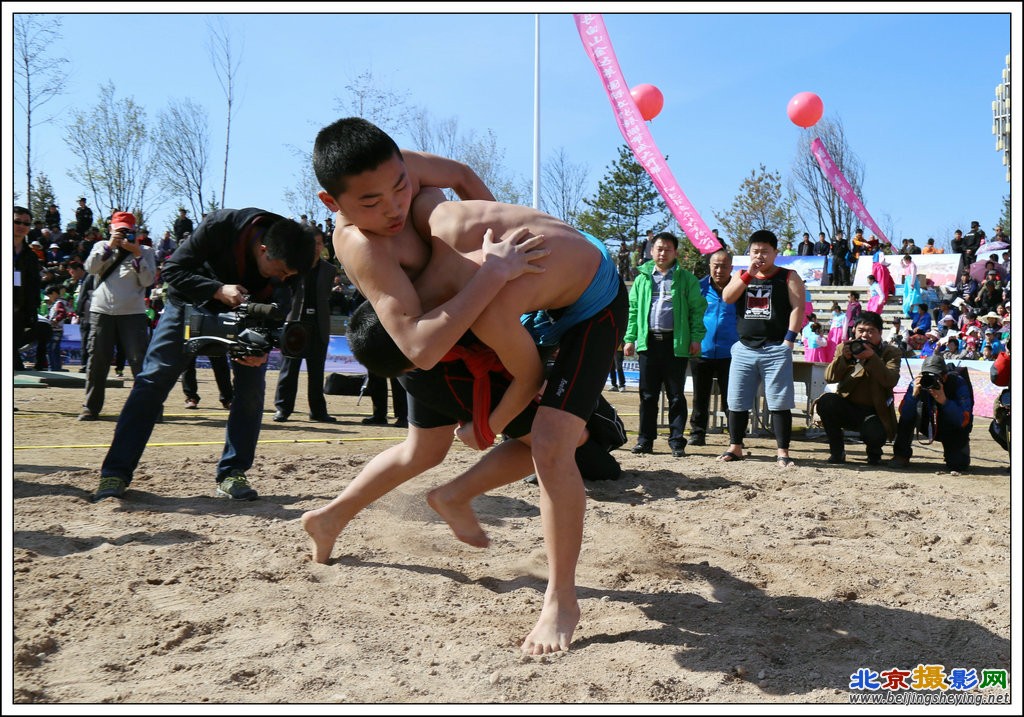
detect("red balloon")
[630,84,664,121]
[787,91,824,128]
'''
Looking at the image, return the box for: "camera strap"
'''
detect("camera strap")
[95,248,131,287]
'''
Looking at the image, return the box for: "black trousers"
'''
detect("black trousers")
[608,348,625,387]
[274,335,329,417]
[689,356,731,439]
[816,392,887,458]
[366,372,408,421]
[182,355,234,404]
[637,332,688,449]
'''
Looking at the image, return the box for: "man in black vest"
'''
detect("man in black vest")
[719,229,806,468]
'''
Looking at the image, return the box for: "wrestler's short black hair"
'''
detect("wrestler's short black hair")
[855,311,883,332]
[748,229,778,249]
[347,299,414,378]
[313,117,404,199]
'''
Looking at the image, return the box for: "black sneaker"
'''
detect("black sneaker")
[826,452,847,464]
[688,434,706,447]
[866,452,882,466]
[272,411,289,422]
[310,413,338,423]
[393,418,409,428]
[216,472,259,501]
[94,476,128,501]
[672,448,686,458]
[631,442,653,455]
[361,416,388,426]
[77,409,97,421]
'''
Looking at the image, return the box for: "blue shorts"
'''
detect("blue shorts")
[726,341,795,412]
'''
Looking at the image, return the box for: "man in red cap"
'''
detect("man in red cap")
[79,211,157,421]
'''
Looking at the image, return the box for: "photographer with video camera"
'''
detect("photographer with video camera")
[891,353,974,473]
[815,311,903,465]
[92,208,316,502]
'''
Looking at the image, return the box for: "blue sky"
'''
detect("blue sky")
[5,4,1018,249]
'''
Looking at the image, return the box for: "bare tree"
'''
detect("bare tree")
[154,98,211,220]
[13,14,68,209]
[541,147,589,223]
[63,83,157,221]
[283,145,324,222]
[334,70,413,133]
[207,17,243,209]
[789,117,862,240]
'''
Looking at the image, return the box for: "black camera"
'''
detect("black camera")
[184,302,307,358]
[847,339,866,355]
[920,371,942,391]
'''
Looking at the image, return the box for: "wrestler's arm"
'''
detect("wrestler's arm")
[403,151,496,201]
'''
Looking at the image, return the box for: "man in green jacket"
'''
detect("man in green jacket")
[624,232,707,457]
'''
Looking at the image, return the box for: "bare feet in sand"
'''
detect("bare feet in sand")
[300,509,342,564]
[426,487,490,548]
[521,594,580,655]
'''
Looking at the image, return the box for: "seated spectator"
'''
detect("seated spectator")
[937,313,958,339]
[891,354,973,473]
[919,330,940,357]
[958,334,981,360]
[940,336,962,361]
[816,311,902,465]
[981,328,1004,357]
[906,327,927,353]
[975,281,1002,315]
[910,303,932,333]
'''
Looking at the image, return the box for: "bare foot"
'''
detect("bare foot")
[521,596,580,655]
[300,509,341,564]
[426,488,490,548]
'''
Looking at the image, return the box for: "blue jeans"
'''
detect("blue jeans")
[101,301,268,484]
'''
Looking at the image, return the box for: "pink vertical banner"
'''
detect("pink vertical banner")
[574,14,722,255]
[810,138,890,246]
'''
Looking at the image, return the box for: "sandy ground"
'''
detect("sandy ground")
[7,370,1017,707]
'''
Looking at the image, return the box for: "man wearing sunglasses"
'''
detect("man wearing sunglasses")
[13,206,47,371]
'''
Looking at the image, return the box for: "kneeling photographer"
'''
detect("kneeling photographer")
[816,311,902,465]
[93,208,315,502]
[891,353,974,473]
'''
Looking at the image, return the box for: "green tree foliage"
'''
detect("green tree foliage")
[713,164,797,254]
[29,172,57,224]
[576,145,667,251]
[999,195,1010,237]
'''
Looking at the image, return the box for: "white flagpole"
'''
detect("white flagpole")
[532,13,541,210]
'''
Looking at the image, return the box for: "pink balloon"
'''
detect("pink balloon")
[787,91,824,128]
[630,84,664,121]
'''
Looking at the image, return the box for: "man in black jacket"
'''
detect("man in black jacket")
[92,208,316,502]
[13,206,46,370]
[273,227,340,423]
[75,197,94,236]
[173,207,194,244]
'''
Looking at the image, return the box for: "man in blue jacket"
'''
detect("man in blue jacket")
[688,249,739,446]
[623,232,707,457]
[891,353,973,472]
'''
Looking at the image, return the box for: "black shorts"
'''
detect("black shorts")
[539,281,628,420]
[398,360,538,439]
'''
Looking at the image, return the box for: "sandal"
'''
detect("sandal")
[718,450,744,462]
[777,456,797,469]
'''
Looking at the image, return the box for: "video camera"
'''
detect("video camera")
[184,302,307,359]
[847,339,867,356]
